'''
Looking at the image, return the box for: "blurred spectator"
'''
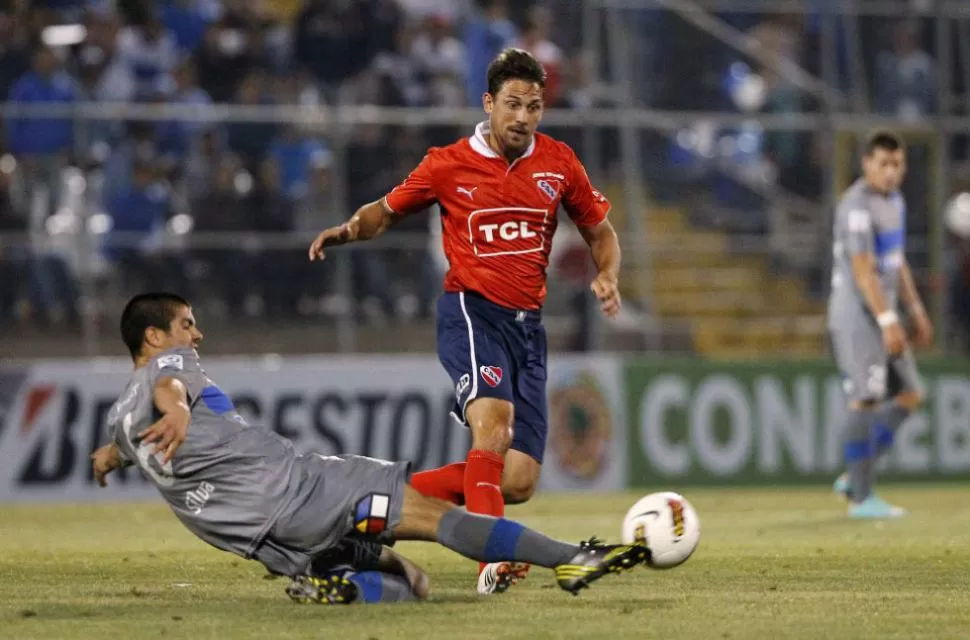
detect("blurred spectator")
[191,153,249,313]
[117,11,179,99]
[373,24,426,107]
[153,58,214,163]
[875,19,936,120]
[101,120,157,207]
[76,10,134,101]
[195,5,265,103]
[294,0,399,94]
[411,14,465,108]
[159,0,220,53]
[344,123,396,321]
[226,70,278,166]
[512,6,562,105]
[6,46,78,222]
[747,14,808,173]
[264,124,330,203]
[104,158,186,293]
[0,10,31,101]
[181,126,224,203]
[463,0,516,105]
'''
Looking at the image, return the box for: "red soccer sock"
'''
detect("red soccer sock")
[463,449,506,573]
[409,462,466,505]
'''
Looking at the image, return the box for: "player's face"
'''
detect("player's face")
[863,148,906,194]
[484,79,544,156]
[158,305,203,351]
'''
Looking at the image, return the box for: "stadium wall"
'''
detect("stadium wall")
[0,356,966,502]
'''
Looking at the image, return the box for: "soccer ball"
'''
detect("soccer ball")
[621,492,700,569]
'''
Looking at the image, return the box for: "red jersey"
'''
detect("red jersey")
[384,122,611,310]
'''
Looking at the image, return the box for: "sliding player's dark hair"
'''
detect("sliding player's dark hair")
[865,130,904,155]
[120,292,190,359]
[486,48,546,96]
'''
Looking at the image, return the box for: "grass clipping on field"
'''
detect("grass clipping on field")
[1,487,969,640]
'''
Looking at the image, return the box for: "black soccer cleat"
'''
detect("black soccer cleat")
[554,537,650,595]
[285,573,359,605]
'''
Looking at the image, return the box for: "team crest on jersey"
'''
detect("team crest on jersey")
[536,179,559,202]
[354,493,390,535]
[480,365,503,388]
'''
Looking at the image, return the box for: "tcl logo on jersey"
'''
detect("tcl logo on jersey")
[480,365,503,388]
[481,221,537,242]
[469,207,549,258]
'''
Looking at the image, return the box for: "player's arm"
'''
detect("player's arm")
[308,199,397,261]
[138,376,192,464]
[578,220,622,317]
[309,152,437,261]
[846,208,906,354]
[899,258,934,347]
[562,150,621,317]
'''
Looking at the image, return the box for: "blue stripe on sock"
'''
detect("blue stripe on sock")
[844,439,874,462]
[483,518,525,562]
[348,571,383,604]
[873,424,894,449]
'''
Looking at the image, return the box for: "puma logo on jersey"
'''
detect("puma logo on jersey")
[457,186,478,200]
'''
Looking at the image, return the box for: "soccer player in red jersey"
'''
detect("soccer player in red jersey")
[308,48,621,595]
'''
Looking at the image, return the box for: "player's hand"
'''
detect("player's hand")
[138,409,190,465]
[91,444,122,488]
[910,307,934,348]
[882,321,907,357]
[590,271,621,318]
[308,219,359,261]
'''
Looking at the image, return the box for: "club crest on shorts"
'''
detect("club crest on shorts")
[354,493,390,535]
[480,365,503,388]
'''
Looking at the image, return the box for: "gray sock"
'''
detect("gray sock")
[843,408,876,502]
[436,508,579,568]
[873,402,911,459]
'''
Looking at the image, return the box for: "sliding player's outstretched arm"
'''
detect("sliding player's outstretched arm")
[308,151,439,261]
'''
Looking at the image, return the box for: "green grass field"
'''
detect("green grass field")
[2,486,969,640]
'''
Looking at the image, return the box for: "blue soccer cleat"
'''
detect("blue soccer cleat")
[848,495,907,519]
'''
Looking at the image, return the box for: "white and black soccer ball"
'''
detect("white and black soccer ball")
[621,492,700,569]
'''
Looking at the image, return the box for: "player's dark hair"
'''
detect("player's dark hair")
[120,292,190,359]
[486,48,546,96]
[865,131,904,155]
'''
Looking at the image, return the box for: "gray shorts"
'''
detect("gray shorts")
[829,325,923,403]
[252,454,410,577]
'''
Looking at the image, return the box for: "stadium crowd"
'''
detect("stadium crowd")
[0,0,966,347]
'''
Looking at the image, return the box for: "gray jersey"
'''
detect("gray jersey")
[107,347,296,559]
[828,178,907,330]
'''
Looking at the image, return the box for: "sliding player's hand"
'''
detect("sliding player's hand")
[308,220,358,261]
[590,271,621,318]
[91,444,122,488]
[138,409,190,465]
[910,308,934,349]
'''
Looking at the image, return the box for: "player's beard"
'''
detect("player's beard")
[505,128,532,154]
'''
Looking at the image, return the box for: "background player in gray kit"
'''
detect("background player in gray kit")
[827,132,934,519]
[90,293,650,604]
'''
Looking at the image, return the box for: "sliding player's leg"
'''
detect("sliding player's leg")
[392,485,649,595]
